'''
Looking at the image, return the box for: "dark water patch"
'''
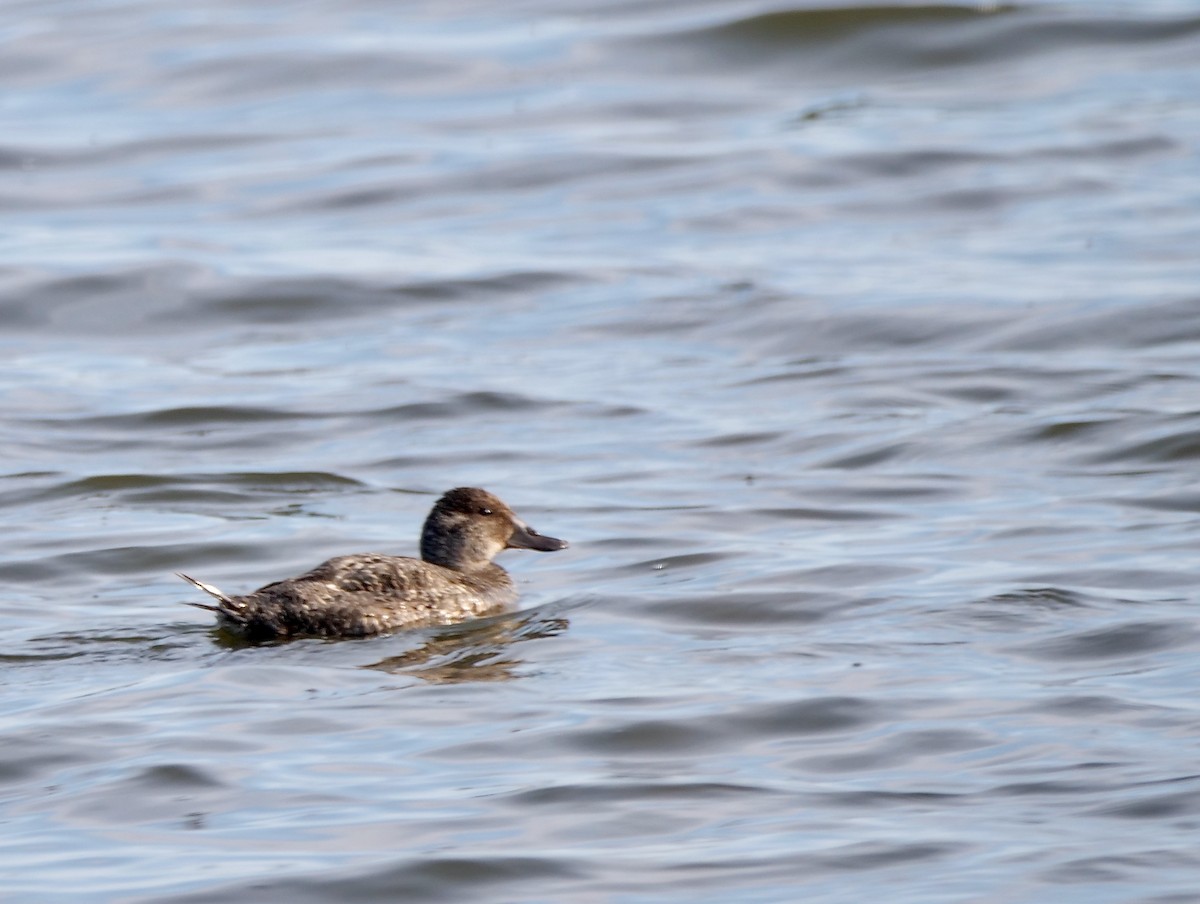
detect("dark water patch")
[372,390,559,421]
[1088,425,1200,466]
[814,788,966,811]
[731,696,885,737]
[840,147,998,181]
[457,151,697,197]
[772,429,864,459]
[536,696,884,761]
[646,591,842,629]
[739,363,851,388]
[593,404,648,418]
[510,779,768,807]
[619,551,735,573]
[815,479,960,503]
[185,270,577,326]
[959,587,1103,632]
[817,442,910,470]
[989,777,1117,798]
[1091,786,1200,821]
[276,152,694,214]
[254,714,351,736]
[796,727,993,774]
[694,430,785,448]
[169,855,586,904]
[1016,418,1118,446]
[583,535,678,552]
[91,471,358,497]
[0,541,253,584]
[204,471,364,492]
[670,5,1200,77]
[992,297,1200,353]
[681,5,1017,55]
[0,264,199,333]
[0,132,281,171]
[30,405,307,431]
[1036,134,1179,163]
[0,648,88,665]
[1041,851,1200,886]
[0,470,364,512]
[1121,492,1200,513]
[166,50,459,102]
[910,365,1069,405]
[1017,694,1150,719]
[915,177,1108,216]
[771,563,919,589]
[131,762,222,790]
[812,840,959,871]
[984,525,1080,544]
[1014,620,1195,662]
[587,314,708,337]
[63,762,294,829]
[279,182,413,213]
[0,470,58,481]
[755,505,893,521]
[1015,569,1196,591]
[367,448,538,471]
[566,717,725,756]
[840,132,1166,200]
[754,307,1004,356]
[121,487,274,507]
[676,841,962,884]
[0,733,98,785]
[386,269,576,303]
[791,91,869,124]
[192,277,394,324]
[5,628,201,668]
[978,586,1100,612]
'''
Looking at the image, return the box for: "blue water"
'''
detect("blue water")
[3,2,1200,901]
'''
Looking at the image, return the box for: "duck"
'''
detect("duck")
[179,487,567,642]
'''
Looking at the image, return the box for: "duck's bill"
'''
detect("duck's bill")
[508,521,569,552]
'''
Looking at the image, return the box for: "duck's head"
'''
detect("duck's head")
[420,487,568,571]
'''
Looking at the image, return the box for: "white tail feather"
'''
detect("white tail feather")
[178,572,249,623]
[177,572,229,602]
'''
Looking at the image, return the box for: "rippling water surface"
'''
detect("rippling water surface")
[4,1,1200,901]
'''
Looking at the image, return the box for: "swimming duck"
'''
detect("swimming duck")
[179,487,567,642]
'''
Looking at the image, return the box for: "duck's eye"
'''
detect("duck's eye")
[478,507,493,516]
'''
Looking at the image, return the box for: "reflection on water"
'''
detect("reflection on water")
[2,0,1200,901]
[366,610,572,683]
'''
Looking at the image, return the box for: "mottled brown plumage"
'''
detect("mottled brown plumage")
[180,487,567,642]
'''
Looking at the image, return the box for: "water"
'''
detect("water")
[3,1,1200,901]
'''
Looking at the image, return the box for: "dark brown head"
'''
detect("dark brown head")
[419,487,568,571]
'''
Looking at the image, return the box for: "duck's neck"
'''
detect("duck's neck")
[420,529,493,572]
[421,549,461,569]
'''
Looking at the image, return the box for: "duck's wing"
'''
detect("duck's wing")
[278,553,433,596]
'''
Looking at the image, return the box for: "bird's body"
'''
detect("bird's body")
[180,487,567,642]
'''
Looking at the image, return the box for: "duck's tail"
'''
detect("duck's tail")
[177,572,248,623]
